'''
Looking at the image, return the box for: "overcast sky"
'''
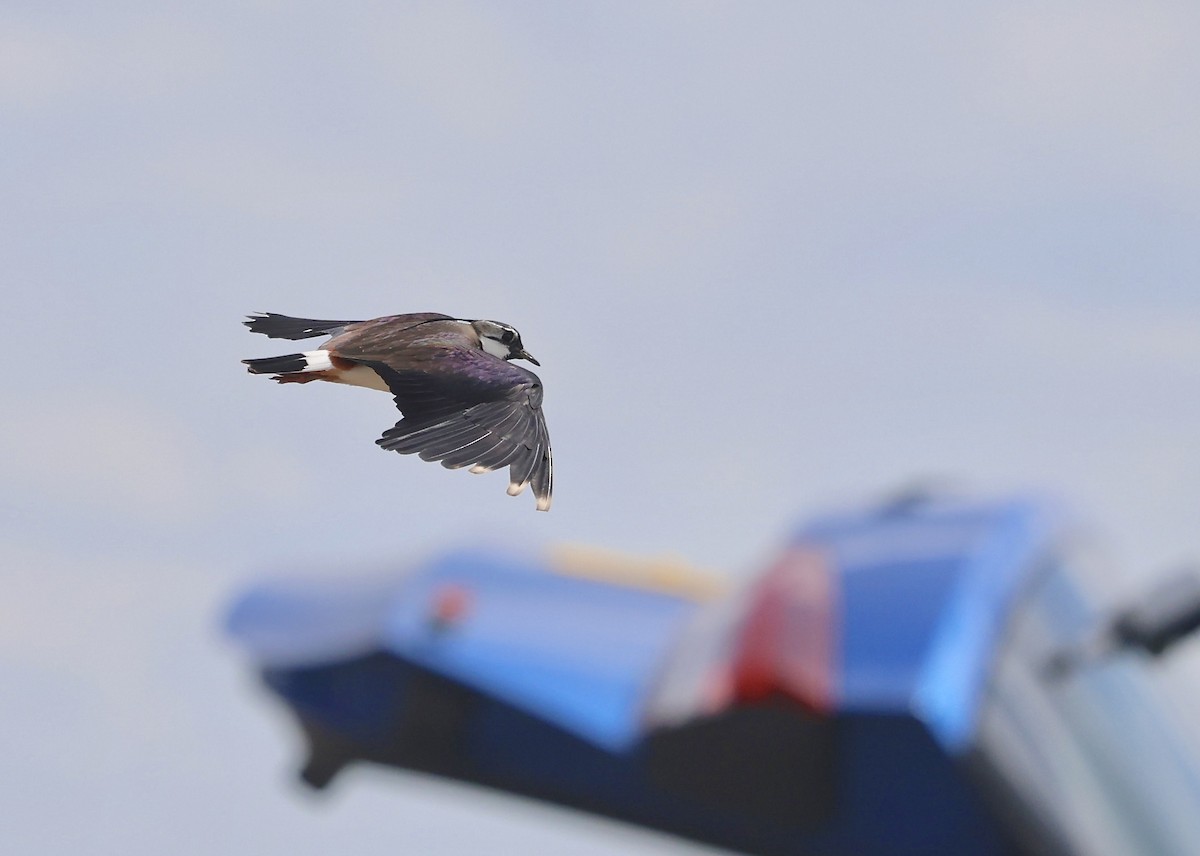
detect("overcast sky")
[5,2,1200,854]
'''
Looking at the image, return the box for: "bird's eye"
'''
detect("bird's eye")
[501,329,515,344]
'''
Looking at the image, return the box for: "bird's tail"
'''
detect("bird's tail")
[243,351,334,383]
[243,313,359,340]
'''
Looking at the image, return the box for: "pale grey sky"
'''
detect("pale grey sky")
[5,2,1200,853]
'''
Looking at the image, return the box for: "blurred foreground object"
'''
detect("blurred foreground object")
[226,494,1200,856]
[1044,568,1200,678]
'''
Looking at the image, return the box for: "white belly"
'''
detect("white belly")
[330,364,391,392]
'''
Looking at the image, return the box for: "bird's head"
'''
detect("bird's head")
[472,320,540,365]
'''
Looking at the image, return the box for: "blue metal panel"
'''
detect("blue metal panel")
[799,496,1060,749]
[837,554,966,708]
[226,574,405,667]
[380,549,698,752]
[914,501,1058,751]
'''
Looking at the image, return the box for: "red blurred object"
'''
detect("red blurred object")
[731,547,836,713]
[429,584,474,631]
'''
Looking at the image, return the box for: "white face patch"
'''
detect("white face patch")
[480,335,510,359]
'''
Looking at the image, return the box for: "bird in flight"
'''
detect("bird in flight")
[242,312,553,511]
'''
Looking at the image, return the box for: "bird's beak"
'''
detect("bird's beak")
[517,350,540,366]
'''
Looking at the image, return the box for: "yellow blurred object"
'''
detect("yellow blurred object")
[547,544,728,601]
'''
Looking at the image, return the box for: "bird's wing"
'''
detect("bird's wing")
[322,314,463,356]
[245,311,458,343]
[368,349,553,511]
[243,313,362,340]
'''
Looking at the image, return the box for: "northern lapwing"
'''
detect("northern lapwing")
[242,312,553,511]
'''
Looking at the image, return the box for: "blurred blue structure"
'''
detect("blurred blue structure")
[226,493,1200,855]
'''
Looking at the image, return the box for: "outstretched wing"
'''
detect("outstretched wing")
[244,311,457,343]
[243,313,361,340]
[368,349,553,511]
